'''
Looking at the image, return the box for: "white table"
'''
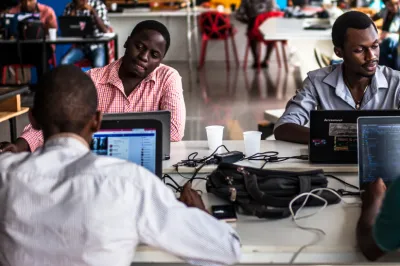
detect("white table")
[133,140,400,264]
[259,17,333,81]
[163,140,358,174]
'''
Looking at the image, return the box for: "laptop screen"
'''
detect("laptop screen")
[359,120,400,185]
[91,128,157,174]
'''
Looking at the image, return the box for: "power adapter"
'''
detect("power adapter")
[214,151,245,164]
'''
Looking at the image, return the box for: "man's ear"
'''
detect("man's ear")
[91,111,102,133]
[334,47,343,58]
[28,109,41,130]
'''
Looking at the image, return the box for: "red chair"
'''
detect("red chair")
[243,11,289,72]
[2,53,57,84]
[198,11,239,70]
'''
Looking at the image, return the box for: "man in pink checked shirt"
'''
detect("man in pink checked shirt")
[0,20,186,153]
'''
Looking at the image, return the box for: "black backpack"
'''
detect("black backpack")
[206,163,341,219]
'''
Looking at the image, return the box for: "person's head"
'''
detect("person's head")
[21,0,37,12]
[73,0,88,8]
[332,11,379,78]
[385,0,400,13]
[29,65,101,144]
[122,20,171,78]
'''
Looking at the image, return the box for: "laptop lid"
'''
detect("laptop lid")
[91,119,163,178]
[102,111,171,160]
[358,116,400,190]
[58,16,94,37]
[309,110,400,163]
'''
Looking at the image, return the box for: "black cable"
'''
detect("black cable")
[325,174,360,190]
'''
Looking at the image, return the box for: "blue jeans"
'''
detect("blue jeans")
[61,45,106,68]
[379,37,398,70]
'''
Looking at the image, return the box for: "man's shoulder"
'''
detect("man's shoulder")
[38,3,55,12]
[377,65,400,80]
[0,152,31,171]
[307,64,339,81]
[154,64,181,81]
[86,61,119,83]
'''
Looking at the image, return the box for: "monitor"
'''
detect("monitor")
[91,119,163,178]
[358,116,400,189]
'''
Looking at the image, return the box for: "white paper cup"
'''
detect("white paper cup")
[206,126,224,153]
[49,28,57,40]
[111,3,118,11]
[243,131,262,156]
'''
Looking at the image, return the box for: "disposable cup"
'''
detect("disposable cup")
[243,131,262,156]
[206,125,224,153]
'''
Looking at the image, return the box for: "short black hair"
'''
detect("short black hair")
[33,65,98,135]
[332,11,377,48]
[130,20,171,54]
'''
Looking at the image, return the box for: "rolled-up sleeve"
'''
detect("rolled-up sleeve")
[160,71,186,142]
[274,77,319,131]
[19,124,44,152]
[373,178,400,252]
[136,167,241,265]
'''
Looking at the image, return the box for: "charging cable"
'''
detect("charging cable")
[288,188,361,264]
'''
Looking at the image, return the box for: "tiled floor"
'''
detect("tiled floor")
[0,61,300,142]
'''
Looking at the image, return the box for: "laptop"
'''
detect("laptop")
[358,116,400,189]
[90,119,163,178]
[102,111,171,160]
[309,110,400,164]
[58,16,95,38]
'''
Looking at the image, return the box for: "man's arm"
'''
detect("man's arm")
[46,7,58,30]
[356,178,400,261]
[274,123,309,144]
[89,1,110,33]
[18,124,44,152]
[136,166,241,265]
[273,77,318,144]
[160,72,186,141]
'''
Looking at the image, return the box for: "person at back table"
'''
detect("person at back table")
[0,65,241,266]
[0,20,186,153]
[274,11,400,144]
[61,0,110,68]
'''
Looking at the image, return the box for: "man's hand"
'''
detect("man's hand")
[357,178,387,261]
[179,182,208,212]
[0,142,18,153]
[0,138,30,153]
[360,178,387,226]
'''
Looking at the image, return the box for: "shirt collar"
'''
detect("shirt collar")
[98,58,158,94]
[45,133,90,151]
[323,63,389,97]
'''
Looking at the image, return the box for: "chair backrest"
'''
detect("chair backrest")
[249,11,284,41]
[199,11,232,39]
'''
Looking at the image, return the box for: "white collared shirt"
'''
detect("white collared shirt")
[0,136,241,266]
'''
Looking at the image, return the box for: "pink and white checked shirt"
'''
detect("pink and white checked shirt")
[20,59,186,152]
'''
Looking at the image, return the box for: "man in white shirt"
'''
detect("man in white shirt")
[0,65,241,266]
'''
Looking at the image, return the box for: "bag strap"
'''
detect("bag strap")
[240,167,314,207]
[238,200,296,219]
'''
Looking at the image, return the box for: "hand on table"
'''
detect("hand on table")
[179,182,208,213]
[0,142,18,153]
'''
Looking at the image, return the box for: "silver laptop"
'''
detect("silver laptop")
[102,111,171,160]
[357,116,400,189]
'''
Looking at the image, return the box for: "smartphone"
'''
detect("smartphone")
[211,204,237,222]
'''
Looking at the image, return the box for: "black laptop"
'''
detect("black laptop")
[309,110,400,164]
[102,111,171,160]
[90,119,163,178]
[58,16,95,37]
[358,116,400,189]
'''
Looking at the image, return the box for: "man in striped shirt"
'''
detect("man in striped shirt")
[0,20,186,153]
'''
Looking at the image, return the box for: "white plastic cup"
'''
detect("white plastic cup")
[111,3,118,11]
[206,126,224,153]
[243,131,262,156]
[48,28,57,40]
